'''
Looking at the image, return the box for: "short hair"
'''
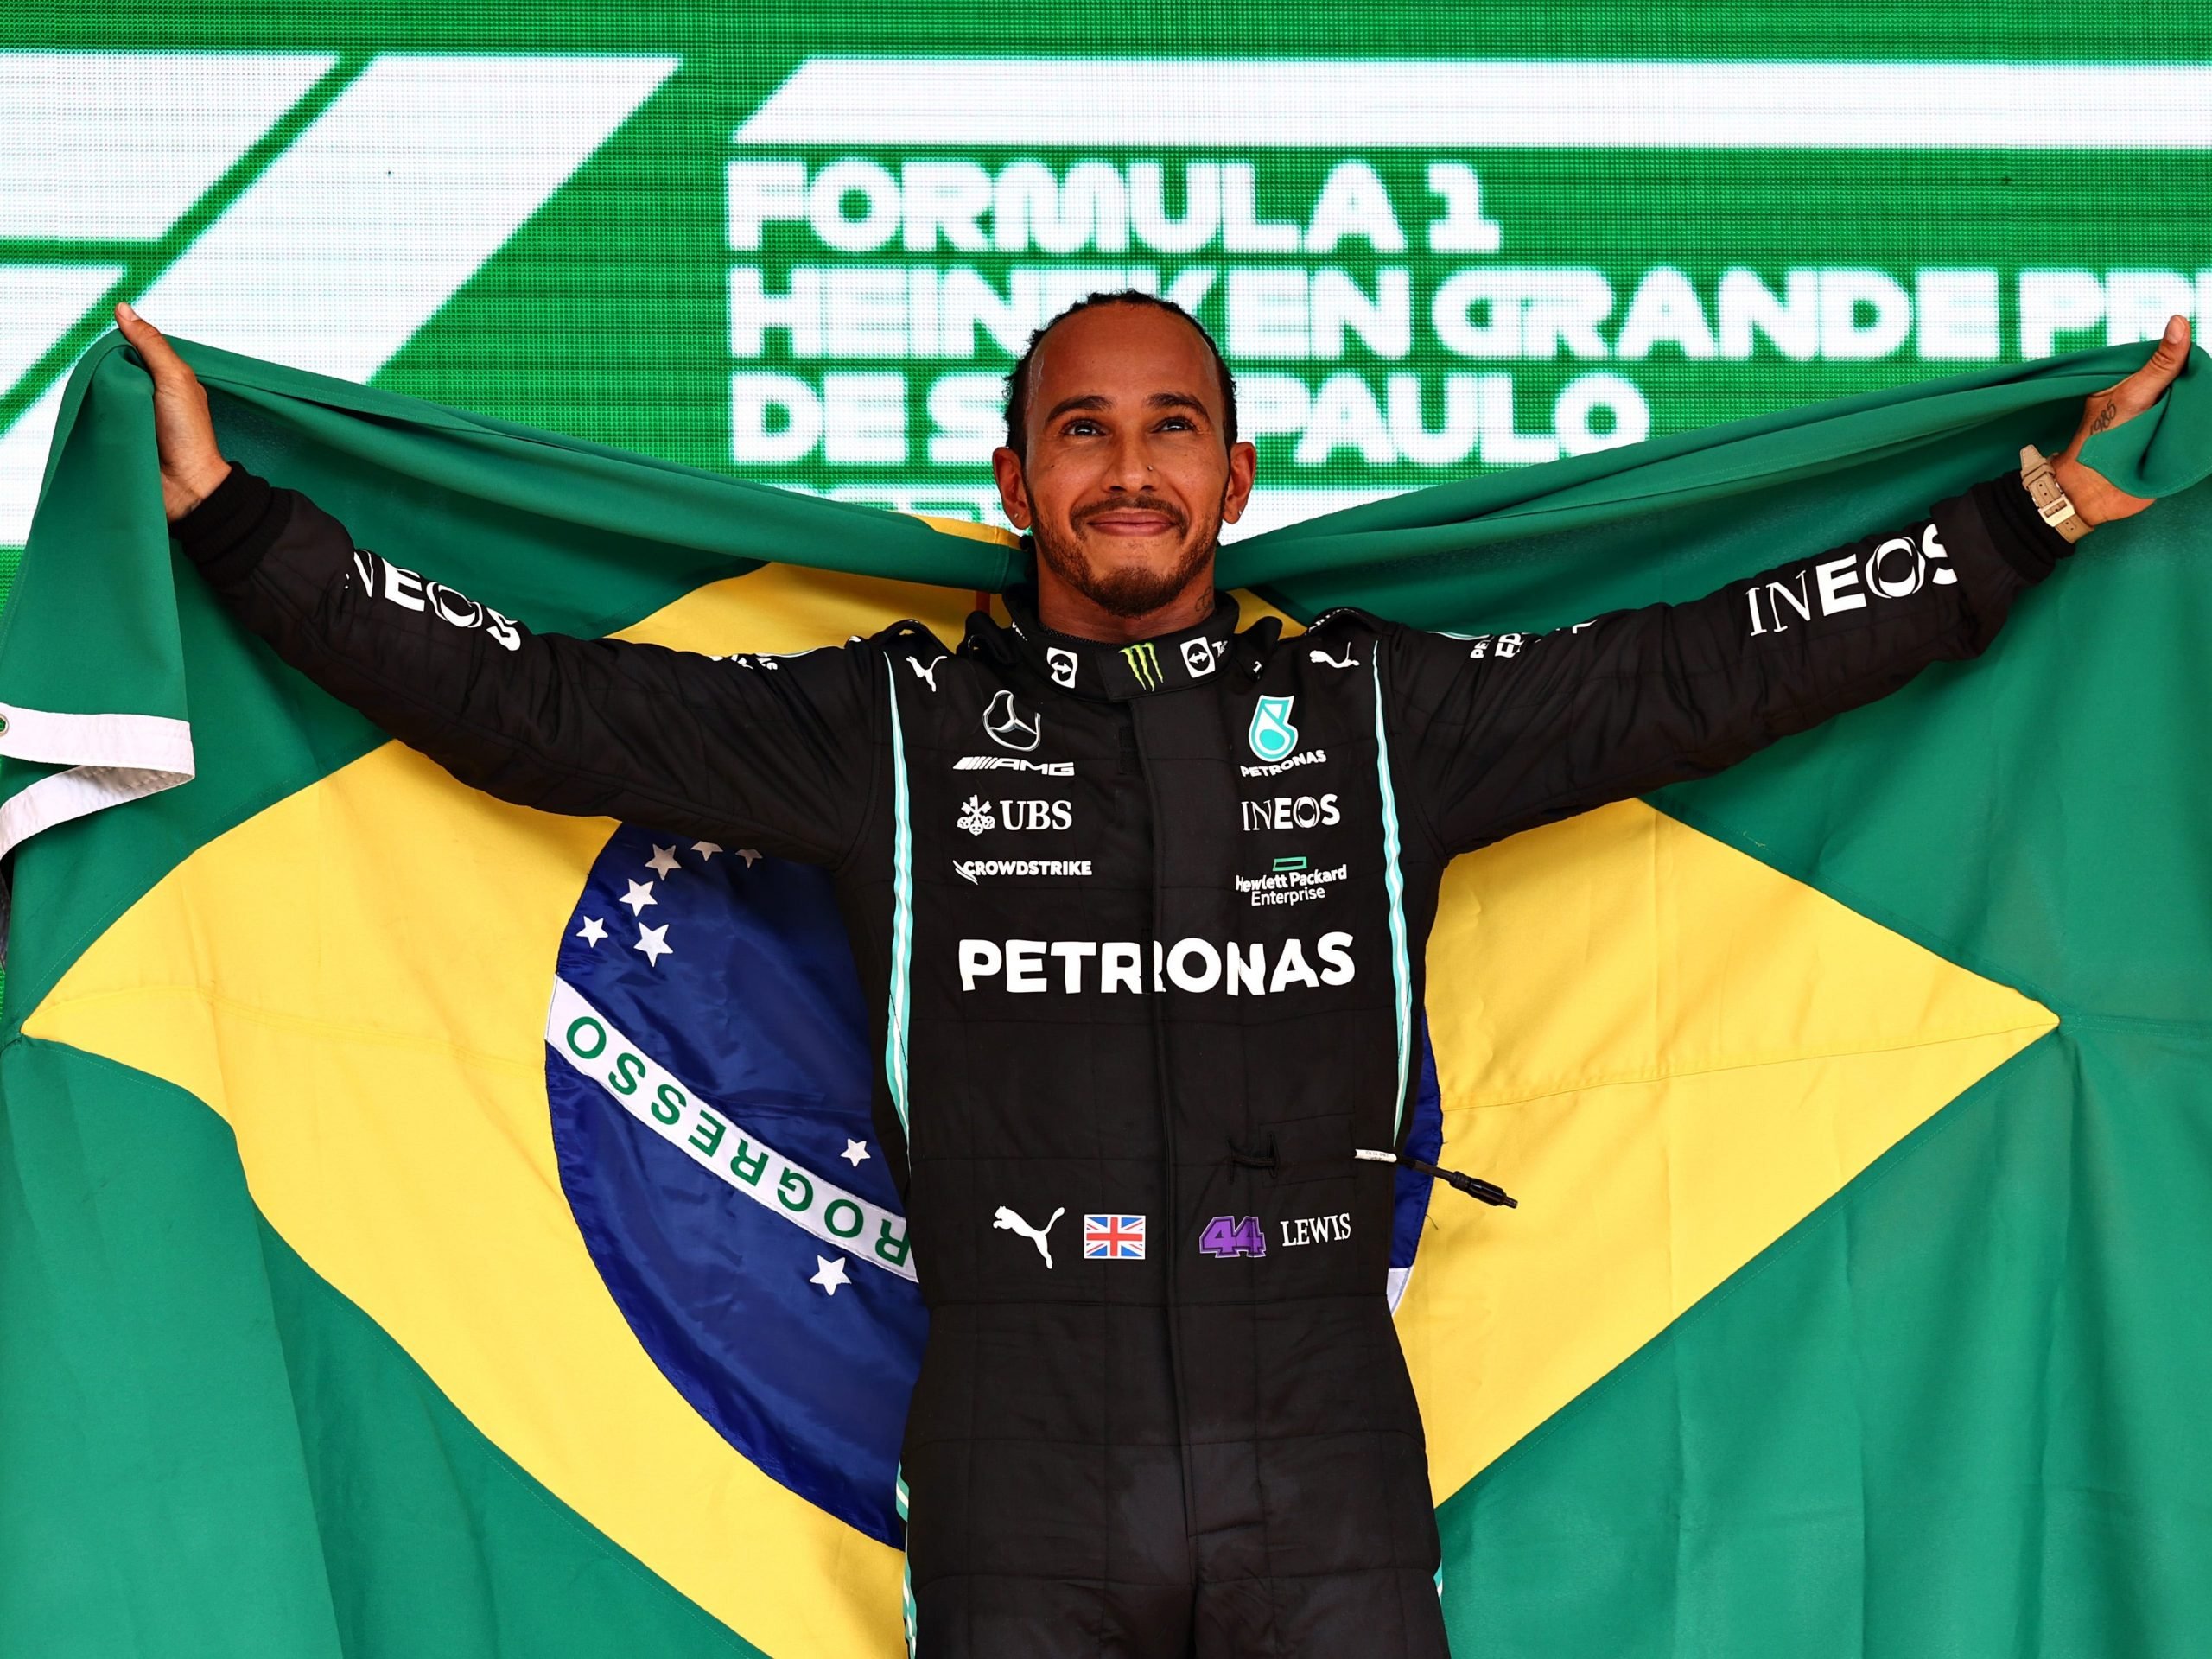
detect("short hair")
[1001,289,1238,460]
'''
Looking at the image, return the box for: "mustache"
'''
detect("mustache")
[1072,495,1187,531]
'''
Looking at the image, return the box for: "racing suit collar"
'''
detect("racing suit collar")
[991,579,1246,701]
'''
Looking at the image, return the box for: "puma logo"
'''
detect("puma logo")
[993,1205,1065,1268]
[907,655,944,692]
[1308,646,1357,669]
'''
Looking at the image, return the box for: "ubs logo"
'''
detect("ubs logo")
[1000,799,1074,831]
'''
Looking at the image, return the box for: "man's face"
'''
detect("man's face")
[992,304,1257,619]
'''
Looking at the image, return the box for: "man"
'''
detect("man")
[114,292,2189,1659]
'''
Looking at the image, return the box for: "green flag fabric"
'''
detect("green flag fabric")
[2,326,2209,1657]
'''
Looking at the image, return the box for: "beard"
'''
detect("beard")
[1030,493,1220,620]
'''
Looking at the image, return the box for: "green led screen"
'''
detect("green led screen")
[4,10,2209,549]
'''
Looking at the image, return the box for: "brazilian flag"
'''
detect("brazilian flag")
[3,328,2209,1657]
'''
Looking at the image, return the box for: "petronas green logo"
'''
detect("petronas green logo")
[1249,695,1300,762]
[1121,641,1163,690]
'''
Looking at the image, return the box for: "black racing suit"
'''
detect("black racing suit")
[175,465,2072,1658]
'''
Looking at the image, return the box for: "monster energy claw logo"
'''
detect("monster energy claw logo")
[1249,696,1300,763]
[1122,642,1164,690]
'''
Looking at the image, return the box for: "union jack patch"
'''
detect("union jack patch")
[1083,1214,1146,1260]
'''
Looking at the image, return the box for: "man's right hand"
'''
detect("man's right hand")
[111,301,232,523]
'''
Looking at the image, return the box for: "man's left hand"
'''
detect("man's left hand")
[2053,312,2193,528]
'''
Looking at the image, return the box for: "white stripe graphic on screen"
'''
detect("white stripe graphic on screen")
[735,59,2212,149]
[127,54,681,381]
[0,53,680,546]
[0,384,84,547]
[0,266,124,401]
[0,53,334,238]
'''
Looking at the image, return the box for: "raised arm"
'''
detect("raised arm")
[1390,315,2192,859]
[120,303,877,866]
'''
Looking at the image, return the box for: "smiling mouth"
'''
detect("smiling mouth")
[1082,510,1181,536]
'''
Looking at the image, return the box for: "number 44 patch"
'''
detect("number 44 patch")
[1198,1215,1267,1258]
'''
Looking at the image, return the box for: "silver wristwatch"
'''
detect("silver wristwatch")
[2019,444,2093,543]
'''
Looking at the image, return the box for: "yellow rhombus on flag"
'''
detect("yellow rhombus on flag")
[28,558,2049,1655]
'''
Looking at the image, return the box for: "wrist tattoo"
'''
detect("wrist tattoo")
[2088,400,2119,435]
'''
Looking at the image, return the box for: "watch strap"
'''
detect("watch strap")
[2019,443,2093,543]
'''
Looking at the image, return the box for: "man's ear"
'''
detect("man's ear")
[991,446,1033,530]
[1219,440,1258,524]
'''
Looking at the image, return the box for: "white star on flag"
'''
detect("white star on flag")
[575,917,607,946]
[620,880,658,915]
[810,1255,849,1295]
[692,841,722,861]
[645,844,681,878]
[842,1138,870,1166]
[634,924,672,966]
[738,848,761,867]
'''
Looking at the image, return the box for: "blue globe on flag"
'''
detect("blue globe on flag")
[544,827,925,1543]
